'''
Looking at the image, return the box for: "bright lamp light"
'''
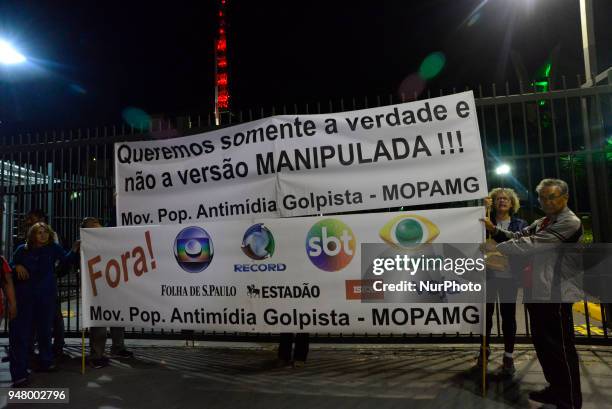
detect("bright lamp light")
[0,40,26,65]
[495,164,511,175]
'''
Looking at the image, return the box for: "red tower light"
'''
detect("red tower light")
[216,39,226,52]
[215,0,230,122]
[216,73,228,86]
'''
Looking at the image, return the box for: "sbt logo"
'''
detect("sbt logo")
[306,218,356,271]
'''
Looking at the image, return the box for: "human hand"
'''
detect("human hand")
[480,240,497,253]
[15,265,29,280]
[72,240,81,253]
[479,217,496,232]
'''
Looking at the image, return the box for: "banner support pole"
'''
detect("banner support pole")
[81,328,86,375]
[482,202,490,397]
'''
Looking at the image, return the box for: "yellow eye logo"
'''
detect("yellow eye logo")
[379,215,439,249]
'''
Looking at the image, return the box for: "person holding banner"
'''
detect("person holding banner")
[478,188,528,375]
[482,178,583,409]
[81,217,134,368]
[9,222,79,387]
[13,210,67,360]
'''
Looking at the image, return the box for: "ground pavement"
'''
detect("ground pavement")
[0,341,611,409]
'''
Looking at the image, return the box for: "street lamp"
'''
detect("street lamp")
[495,164,511,175]
[495,163,511,188]
[0,40,26,65]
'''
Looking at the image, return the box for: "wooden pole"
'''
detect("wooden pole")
[81,329,86,375]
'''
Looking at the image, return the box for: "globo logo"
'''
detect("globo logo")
[173,226,214,273]
[306,219,356,271]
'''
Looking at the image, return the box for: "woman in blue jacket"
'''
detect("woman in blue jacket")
[9,222,79,387]
[478,188,528,376]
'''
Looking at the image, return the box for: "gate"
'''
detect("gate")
[1,78,611,344]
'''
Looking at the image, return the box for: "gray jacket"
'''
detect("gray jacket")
[493,207,583,302]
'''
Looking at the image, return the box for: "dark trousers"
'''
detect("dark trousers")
[89,327,126,359]
[484,277,518,352]
[527,303,582,409]
[485,302,517,352]
[52,301,64,354]
[9,282,56,381]
[278,333,309,362]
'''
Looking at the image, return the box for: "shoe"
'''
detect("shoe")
[293,360,305,368]
[89,357,110,369]
[12,377,30,388]
[528,386,557,405]
[37,363,58,373]
[111,349,134,359]
[273,358,291,368]
[55,352,72,361]
[475,348,491,368]
[501,356,516,376]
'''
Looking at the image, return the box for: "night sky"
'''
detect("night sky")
[0,0,610,135]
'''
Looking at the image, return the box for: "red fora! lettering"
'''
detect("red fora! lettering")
[87,231,157,296]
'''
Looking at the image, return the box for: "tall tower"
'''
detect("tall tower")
[214,0,230,125]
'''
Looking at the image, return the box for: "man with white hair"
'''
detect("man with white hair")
[482,178,583,409]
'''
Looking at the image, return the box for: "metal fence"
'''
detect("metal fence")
[1,77,611,344]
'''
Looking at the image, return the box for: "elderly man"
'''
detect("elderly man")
[482,178,583,409]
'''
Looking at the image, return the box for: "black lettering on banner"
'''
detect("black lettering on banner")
[371,306,477,326]
[456,101,470,118]
[324,118,338,134]
[161,172,173,187]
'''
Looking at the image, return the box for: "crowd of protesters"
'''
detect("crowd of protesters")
[0,178,585,408]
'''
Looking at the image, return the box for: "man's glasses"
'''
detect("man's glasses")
[538,193,565,202]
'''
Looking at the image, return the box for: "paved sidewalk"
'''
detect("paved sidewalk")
[1,342,611,408]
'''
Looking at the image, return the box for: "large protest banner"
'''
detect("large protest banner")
[81,207,485,334]
[115,91,486,225]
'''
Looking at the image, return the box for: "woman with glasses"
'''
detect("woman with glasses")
[478,188,528,376]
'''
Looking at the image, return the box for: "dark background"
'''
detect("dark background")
[0,0,610,134]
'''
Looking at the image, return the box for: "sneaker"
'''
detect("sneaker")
[89,357,110,369]
[55,352,72,361]
[293,360,305,368]
[12,377,30,388]
[111,349,134,359]
[501,356,516,376]
[528,386,557,405]
[475,348,491,368]
[37,363,58,373]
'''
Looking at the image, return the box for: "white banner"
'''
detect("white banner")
[81,207,485,334]
[115,91,487,225]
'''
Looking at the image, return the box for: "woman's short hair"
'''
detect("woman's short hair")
[489,187,520,215]
[26,222,56,249]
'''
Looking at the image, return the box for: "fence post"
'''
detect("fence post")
[47,162,54,223]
